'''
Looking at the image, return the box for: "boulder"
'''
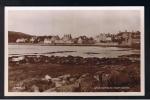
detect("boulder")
[44,87,57,92]
[44,74,52,81]
[77,73,97,92]
[51,77,62,82]
[12,56,25,62]
[12,86,25,92]
[55,83,80,92]
[58,74,71,80]
[31,85,39,92]
[109,70,130,87]
[69,77,77,83]
[80,73,90,78]
[23,78,55,92]
[94,71,104,82]
[54,81,63,87]
[101,73,111,87]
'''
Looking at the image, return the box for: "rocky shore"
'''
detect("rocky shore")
[9,54,140,92]
[9,54,139,66]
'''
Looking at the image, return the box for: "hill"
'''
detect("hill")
[8,31,32,43]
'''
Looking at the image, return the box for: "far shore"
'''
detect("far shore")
[8,43,140,49]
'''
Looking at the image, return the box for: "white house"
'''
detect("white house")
[44,38,52,44]
[106,36,112,42]
[77,36,88,44]
[30,37,37,43]
[95,33,107,43]
[64,40,74,44]
[77,38,83,44]
[55,39,64,44]
[44,36,60,44]
[16,38,27,43]
[62,34,72,41]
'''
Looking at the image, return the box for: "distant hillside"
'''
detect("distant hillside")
[8,31,32,43]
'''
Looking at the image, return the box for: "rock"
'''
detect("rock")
[9,55,133,65]
[55,81,63,87]
[58,74,71,80]
[69,77,76,83]
[94,71,104,81]
[77,74,97,92]
[105,70,130,87]
[93,75,99,81]
[33,58,40,63]
[54,78,69,88]
[80,73,90,78]
[12,86,25,92]
[31,85,39,92]
[101,73,111,87]
[10,56,26,64]
[51,78,62,82]
[44,75,52,81]
[129,68,140,85]
[55,83,80,92]
[23,78,55,92]
[12,56,25,62]
[108,70,119,85]
[11,81,25,92]
[44,87,57,92]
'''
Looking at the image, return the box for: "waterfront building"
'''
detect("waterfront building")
[77,36,87,44]
[44,35,60,44]
[117,31,132,46]
[132,31,140,45]
[16,38,27,43]
[30,37,37,43]
[77,36,94,44]
[117,30,140,46]
[51,36,60,41]
[105,36,112,42]
[54,39,64,44]
[43,38,52,44]
[61,34,74,44]
[95,33,107,43]
[95,33,113,43]
[62,34,72,41]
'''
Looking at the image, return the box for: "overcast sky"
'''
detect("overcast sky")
[8,10,141,37]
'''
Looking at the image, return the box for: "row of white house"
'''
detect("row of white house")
[16,33,113,44]
[27,31,139,46]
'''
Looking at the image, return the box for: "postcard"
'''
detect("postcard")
[5,6,144,96]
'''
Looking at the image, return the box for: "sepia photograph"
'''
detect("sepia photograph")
[5,7,144,96]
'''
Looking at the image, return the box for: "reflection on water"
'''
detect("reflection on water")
[8,44,140,58]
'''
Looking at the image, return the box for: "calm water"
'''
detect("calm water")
[8,44,139,58]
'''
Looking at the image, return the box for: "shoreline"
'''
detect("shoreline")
[9,54,140,65]
[8,43,140,49]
